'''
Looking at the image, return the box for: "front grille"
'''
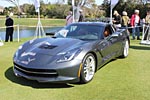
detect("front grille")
[14,62,58,77]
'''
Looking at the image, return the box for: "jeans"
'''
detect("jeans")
[132,25,140,39]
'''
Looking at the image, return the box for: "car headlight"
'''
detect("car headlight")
[57,48,82,63]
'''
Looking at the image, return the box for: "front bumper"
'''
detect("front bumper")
[13,60,82,83]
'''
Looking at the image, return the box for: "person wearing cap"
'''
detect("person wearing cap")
[121,11,130,35]
[5,15,14,42]
[66,11,73,26]
[122,11,130,27]
[113,10,122,28]
[78,9,84,22]
[130,9,141,40]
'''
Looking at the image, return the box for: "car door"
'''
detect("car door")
[107,25,124,56]
[97,25,122,64]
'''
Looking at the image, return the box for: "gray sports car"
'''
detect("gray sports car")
[13,22,130,84]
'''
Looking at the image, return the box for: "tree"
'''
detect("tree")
[102,0,110,17]
[129,0,143,4]
[69,0,95,21]
[3,0,21,16]
[54,0,65,4]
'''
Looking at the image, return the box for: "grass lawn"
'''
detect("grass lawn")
[0,38,150,100]
[0,17,65,27]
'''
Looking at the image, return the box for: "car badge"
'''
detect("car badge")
[28,57,35,63]
[21,58,36,65]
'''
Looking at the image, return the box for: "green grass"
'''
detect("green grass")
[0,38,150,100]
[0,18,65,27]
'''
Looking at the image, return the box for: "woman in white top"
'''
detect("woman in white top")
[66,11,73,26]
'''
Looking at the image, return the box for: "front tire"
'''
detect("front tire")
[80,53,96,83]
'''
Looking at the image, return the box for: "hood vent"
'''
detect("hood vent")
[39,44,57,49]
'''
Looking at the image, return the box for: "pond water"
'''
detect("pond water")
[0,26,63,41]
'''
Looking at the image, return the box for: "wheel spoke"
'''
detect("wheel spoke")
[81,53,96,83]
[83,55,95,81]
[124,40,129,57]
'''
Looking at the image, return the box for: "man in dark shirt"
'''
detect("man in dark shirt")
[78,9,84,22]
[113,10,122,28]
[5,15,14,42]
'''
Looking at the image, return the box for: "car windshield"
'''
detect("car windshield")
[54,24,103,41]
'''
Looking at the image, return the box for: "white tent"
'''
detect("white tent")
[110,0,119,24]
[34,0,45,38]
[141,24,150,45]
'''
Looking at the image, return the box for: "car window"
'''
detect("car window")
[104,28,110,37]
[110,25,116,33]
[55,24,103,41]
[70,26,78,32]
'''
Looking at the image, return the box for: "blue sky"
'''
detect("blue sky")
[0,0,103,7]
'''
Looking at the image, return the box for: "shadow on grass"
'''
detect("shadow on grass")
[130,45,150,50]
[5,67,74,89]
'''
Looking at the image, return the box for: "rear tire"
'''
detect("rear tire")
[80,53,96,84]
[121,39,129,58]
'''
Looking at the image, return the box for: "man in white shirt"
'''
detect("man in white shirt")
[130,9,141,40]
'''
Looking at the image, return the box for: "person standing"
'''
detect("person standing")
[5,15,14,42]
[66,11,73,26]
[78,9,84,22]
[113,10,122,28]
[130,9,141,40]
[121,11,130,27]
[145,10,150,24]
[121,11,130,34]
[144,10,150,40]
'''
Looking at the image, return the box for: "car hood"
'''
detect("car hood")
[23,38,88,56]
[15,37,96,68]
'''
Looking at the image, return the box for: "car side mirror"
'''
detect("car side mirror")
[107,32,120,43]
[111,32,119,38]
